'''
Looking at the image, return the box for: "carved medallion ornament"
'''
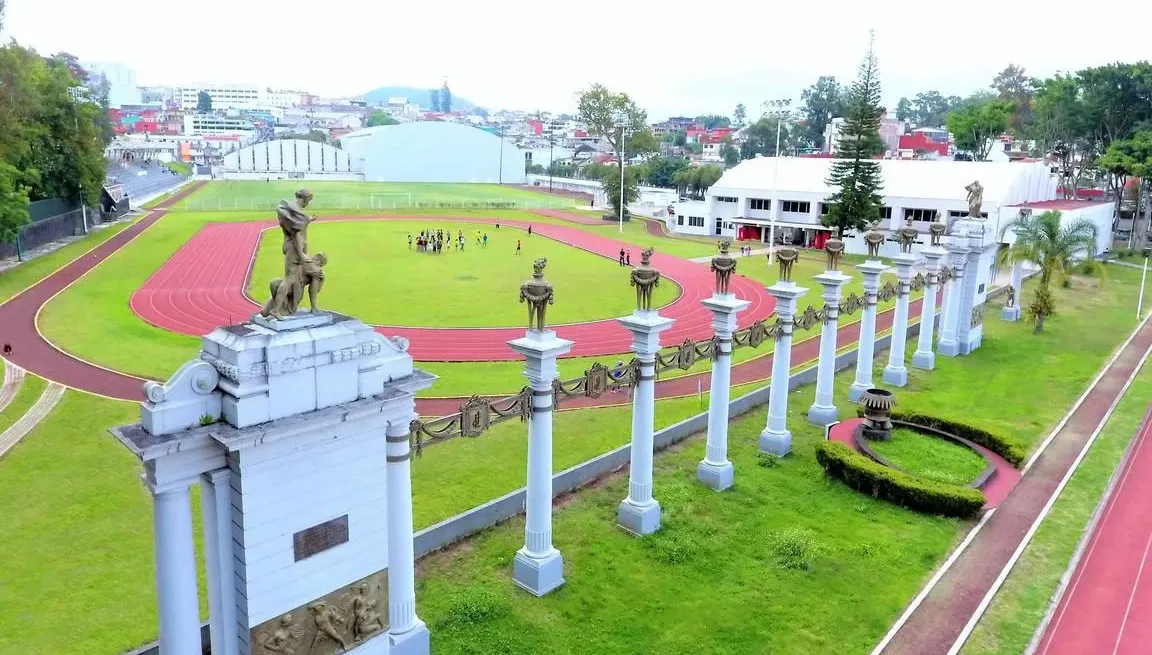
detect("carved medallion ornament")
[711,240,737,294]
[897,218,918,253]
[971,305,985,327]
[253,570,388,655]
[864,221,885,258]
[631,247,661,311]
[520,258,554,332]
[775,231,798,282]
[929,221,946,247]
[824,237,845,271]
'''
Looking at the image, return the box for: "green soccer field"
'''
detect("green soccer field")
[174,181,578,212]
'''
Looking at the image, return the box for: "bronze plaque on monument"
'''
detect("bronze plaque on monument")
[251,570,389,654]
[294,515,349,562]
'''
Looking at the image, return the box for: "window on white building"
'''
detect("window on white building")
[880,206,893,220]
[820,203,830,215]
[948,210,989,219]
[689,216,705,227]
[749,198,770,211]
[677,215,684,226]
[781,201,811,213]
[715,196,738,203]
[905,208,938,222]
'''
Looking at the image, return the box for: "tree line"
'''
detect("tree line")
[0,22,111,245]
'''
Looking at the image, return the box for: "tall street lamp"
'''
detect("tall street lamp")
[548,130,554,196]
[614,112,628,234]
[762,99,792,264]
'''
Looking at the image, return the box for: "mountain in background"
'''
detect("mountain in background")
[360,86,477,111]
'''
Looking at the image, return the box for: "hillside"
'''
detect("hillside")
[361,85,477,111]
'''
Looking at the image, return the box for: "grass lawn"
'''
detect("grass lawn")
[869,427,988,486]
[247,220,676,327]
[0,220,135,305]
[0,265,1143,653]
[959,357,1152,655]
[175,181,577,212]
[0,373,47,434]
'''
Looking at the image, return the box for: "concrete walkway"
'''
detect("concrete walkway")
[0,358,25,415]
[0,381,65,459]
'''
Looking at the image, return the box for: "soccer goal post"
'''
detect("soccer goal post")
[370,192,414,210]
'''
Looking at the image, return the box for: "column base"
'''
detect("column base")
[696,460,734,492]
[758,428,792,457]
[938,339,961,357]
[1001,305,1020,321]
[513,547,565,596]
[807,403,839,426]
[911,350,935,370]
[617,499,661,536]
[848,382,871,403]
[389,619,431,655]
[882,365,908,387]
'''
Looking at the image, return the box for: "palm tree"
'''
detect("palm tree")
[999,210,1100,333]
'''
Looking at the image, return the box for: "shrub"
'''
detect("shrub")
[198,414,216,426]
[446,587,509,625]
[756,452,779,468]
[815,441,985,519]
[768,528,820,571]
[645,530,700,565]
[854,409,1025,467]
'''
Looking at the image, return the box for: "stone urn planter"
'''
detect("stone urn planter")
[860,388,896,440]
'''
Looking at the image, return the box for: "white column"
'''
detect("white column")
[152,481,202,655]
[912,247,946,370]
[759,281,808,456]
[882,252,919,387]
[200,470,237,655]
[617,310,675,535]
[938,244,970,357]
[697,293,751,491]
[507,330,573,594]
[386,420,430,655]
[1001,260,1023,321]
[849,260,888,402]
[808,269,851,425]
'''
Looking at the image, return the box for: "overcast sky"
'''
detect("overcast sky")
[4,0,1149,119]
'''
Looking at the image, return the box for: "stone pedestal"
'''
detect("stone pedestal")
[808,270,852,425]
[115,311,433,655]
[882,253,919,387]
[911,246,946,370]
[697,293,751,491]
[938,244,970,357]
[507,330,574,594]
[759,281,808,456]
[849,260,889,402]
[617,310,675,535]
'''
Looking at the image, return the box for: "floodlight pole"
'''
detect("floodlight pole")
[619,128,626,235]
[1139,250,1150,319]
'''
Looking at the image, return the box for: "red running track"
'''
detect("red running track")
[1034,402,1152,655]
[129,215,776,362]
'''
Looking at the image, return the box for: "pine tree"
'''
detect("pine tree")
[441,81,452,114]
[823,33,885,238]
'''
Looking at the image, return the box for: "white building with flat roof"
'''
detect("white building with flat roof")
[669,157,1113,257]
[183,114,257,137]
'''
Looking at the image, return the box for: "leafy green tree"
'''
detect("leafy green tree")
[1078,63,1152,149]
[894,97,913,122]
[428,88,440,112]
[673,131,687,147]
[946,98,1014,160]
[733,103,747,129]
[366,111,399,127]
[691,164,723,195]
[196,90,212,112]
[643,156,689,188]
[822,41,884,238]
[695,114,730,129]
[740,117,791,159]
[525,162,545,174]
[576,83,648,162]
[0,162,30,246]
[1097,130,1152,244]
[721,141,740,166]
[998,210,1100,332]
[673,168,693,196]
[991,63,1035,134]
[800,75,844,147]
[1030,74,1096,197]
[625,128,660,159]
[595,165,638,217]
[440,81,452,113]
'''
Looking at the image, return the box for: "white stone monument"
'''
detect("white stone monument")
[937,242,970,357]
[808,241,852,425]
[911,243,947,370]
[507,329,573,595]
[697,288,750,491]
[882,251,919,387]
[848,259,889,402]
[759,247,808,456]
[114,311,433,655]
[954,219,998,353]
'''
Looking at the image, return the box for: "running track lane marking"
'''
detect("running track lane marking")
[0,381,66,459]
[945,340,1152,655]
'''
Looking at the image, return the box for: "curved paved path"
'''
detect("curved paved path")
[1034,403,1152,655]
[0,381,65,459]
[129,216,776,361]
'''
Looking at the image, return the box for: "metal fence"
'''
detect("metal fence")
[176,194,580,213]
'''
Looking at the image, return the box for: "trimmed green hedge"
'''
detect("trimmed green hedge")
[855,408,1025,468]
[815,441,986,518]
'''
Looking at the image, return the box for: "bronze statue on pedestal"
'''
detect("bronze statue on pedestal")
[824,237,844,271]
[631,247,661,311]
[260,189,327,319]
[775,232,798,282]
[897,218,918,253]
[520,258,554,331]
[966,180,984,219]
[865,221,885,258]
[711,240,737,294]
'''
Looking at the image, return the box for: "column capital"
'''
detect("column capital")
[618,311,675,357]
[201,468,230,485]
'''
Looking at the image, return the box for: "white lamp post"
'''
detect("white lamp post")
[614,112,628,234]
[762,99,792,263]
